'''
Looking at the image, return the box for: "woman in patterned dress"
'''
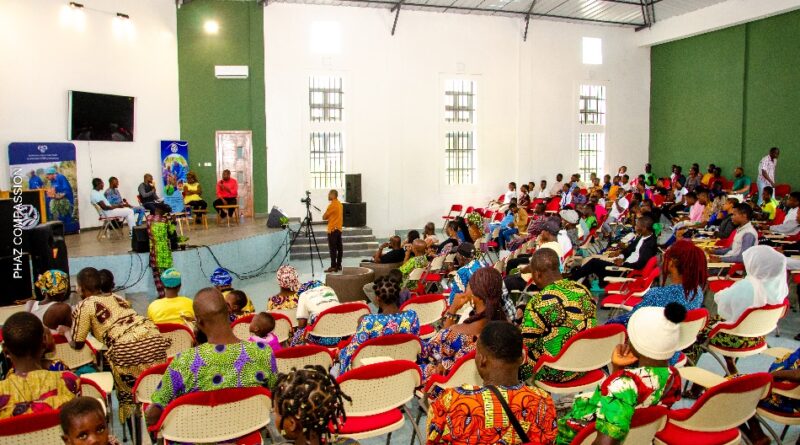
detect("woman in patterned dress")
[268,265,301,310]
[69,267,171,423]
[419,267,507,381]
[333,276,420,376]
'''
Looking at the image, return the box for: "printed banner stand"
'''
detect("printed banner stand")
[160,140,189,213]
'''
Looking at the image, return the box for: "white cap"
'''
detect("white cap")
[627,304,686,360]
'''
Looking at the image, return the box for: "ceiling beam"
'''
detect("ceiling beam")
[523,0,537,42]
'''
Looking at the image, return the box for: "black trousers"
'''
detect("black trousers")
[506,255,532,275]
[188,200,208,221]
[328,229,343,268]
[213,197,237,217]
[570,258,618,283]
[142,201,158,214]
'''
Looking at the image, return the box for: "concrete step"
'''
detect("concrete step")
[290,241,379,254]
[291,249,375,261]
[290,234,377,246]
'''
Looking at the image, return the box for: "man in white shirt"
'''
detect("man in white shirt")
[503,182,517,204]
[758,147,779,204]
[770,192,800,236]
[89,178,136,236]
[534,179,550,199]
[296,285,339,322]
[600,194,630,237]
[549,173,564,196]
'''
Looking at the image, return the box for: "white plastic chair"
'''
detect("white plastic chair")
[156,323,196,358]
[305,302,371,345]
[350,334,422,369]
[399,294,447,340]
[674,308,709,368]
[52,333,96,369]
[0,410,63,445]
[274,345,335,374]
[571,406,668,445]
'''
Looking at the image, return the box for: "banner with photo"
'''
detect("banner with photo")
[160,140,189,213]
[8,142,79,234]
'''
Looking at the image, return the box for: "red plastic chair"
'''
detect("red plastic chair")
[274,345,335,374]
[156,323,196,358]
[0,410,63,443]
[532,324,627,394]
[704,301,788,371]
[602,256,658,295]
[706,262,744,294]
[571,406,668,445]
[771,208,787,225]
[400,294,447,339]
[674,308,710,368]
[654,373,772,445]
[350,334,422,369]
[441,204,463,228]
[464,206,475,215]
[545,196,561,213]
[601,267,660,311]
[305,302,371,346]
[775,184,792,198]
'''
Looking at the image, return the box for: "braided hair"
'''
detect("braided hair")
[663,239,707,300]
[372,275,401,307]
[464,267,507,324]
[272,365,351,442]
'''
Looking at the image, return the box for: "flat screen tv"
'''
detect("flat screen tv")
[68,91,134,141]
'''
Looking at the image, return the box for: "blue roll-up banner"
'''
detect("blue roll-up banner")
[160,140,189,213]
[8,142,80,234]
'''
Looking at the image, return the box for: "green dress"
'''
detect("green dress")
[556,366,676,445]
[520,279,597,382]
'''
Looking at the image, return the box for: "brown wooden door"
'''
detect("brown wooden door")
[215,131,253,218]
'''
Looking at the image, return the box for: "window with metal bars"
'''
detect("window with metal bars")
[445,79,476,123]
[445,131,475,185]
[578,84,606,125]
[578,133,604,180]
[444,79,477,185]
[309,132,344,189]
[309,76,343,122]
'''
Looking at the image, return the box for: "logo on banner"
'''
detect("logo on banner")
[15,204,40,229]
[169,143,179,153]
[37,145,48,154]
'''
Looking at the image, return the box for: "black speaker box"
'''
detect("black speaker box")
[0,253,34,304]
[131,225,149,253]
[26,221,69,278]
[267,206,288,228]
[345,174,362,204]
[343,202,367,227]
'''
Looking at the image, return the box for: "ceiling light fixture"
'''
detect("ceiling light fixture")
[116,13,130,19]
[69,2,84,8]
[203,20,219,34]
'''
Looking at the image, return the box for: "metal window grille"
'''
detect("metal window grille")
[578,133,604,180]
[445,80,476,123]
[309,132,344,189]
[445,131,475,185]
[578,84,606,125]
[309,76,343,122]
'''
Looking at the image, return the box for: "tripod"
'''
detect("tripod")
[289,196,325,278]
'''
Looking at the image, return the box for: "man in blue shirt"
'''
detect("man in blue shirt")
[448,242,484,304]
[105,176,146,225]
[45,167,74,224]
[27,170,44,189]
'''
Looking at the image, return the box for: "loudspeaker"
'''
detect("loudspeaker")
[131,225,149,253]
[26,221,69,278]
[0,253,34,304]
[267,206,288,228]
[343,202,367,227]
[345,174,362,204]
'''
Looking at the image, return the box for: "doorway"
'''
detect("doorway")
[215,131,254,218]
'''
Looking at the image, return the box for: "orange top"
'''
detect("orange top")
[323,198,343,233]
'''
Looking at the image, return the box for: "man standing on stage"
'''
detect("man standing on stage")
[214,169,239,222]
[323,189,343,273]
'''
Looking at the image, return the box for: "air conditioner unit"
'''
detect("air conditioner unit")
[214,65,249,79]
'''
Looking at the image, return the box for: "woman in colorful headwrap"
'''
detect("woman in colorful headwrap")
[268,265,301,311]
[27,269,71,329]
[147,203,177,298]
[210,267,255,313]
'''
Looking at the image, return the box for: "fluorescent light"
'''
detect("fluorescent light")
[204,20,219,34]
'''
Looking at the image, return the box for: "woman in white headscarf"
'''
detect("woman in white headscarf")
[685,246,789,377]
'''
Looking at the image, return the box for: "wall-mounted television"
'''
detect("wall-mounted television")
[68,91,135,141]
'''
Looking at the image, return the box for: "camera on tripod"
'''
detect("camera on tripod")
[300,190,311,204]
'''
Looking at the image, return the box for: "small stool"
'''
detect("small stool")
[172,212,189,235]
[191,209,209,230]
[216,205,240,227]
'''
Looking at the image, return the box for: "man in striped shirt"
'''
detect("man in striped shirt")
[757,147,779,205]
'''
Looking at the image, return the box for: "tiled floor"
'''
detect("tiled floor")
[115,253,800,444]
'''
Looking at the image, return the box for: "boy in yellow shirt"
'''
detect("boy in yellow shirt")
[147,268,194,325]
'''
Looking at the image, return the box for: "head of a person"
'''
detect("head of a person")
[249,312,276,338]
[684,192,698,206]
[476,321,524,380]
[690,166,699,176]
[210,267,233,290]
[570,174,579,183]
[76,267,102,299]
[35,269,70,302]
[559,209,579,228]
[540,217,561,242]
[508,181,516,191]
[635,214,655,237]
[275,265,300,293]
[724,197,739,213]
[193,287,232,335]
[423,222,436,236]
[143,173,153,183]
[713,167,722,177]
[627,303,687,364]
[732,203,753,226]
[762,186,775,202]
[273,365,351,443]
[561,183,570,193]
[225,290,248,314]
[1,312,46,363]
[520,184,529,194]
[187,171,197,183]
[446,220,459,237]
[528,248,561,288]
[592,177,600,186]
[464,267,506,324]
[734,167,743,178]
[742,245,789,285]
[622,174,630,184]
[60,396,111,445]
[328,189,338,201]
[108,176,118,189]
[556,173,563,182]
[705,163,714,174]
[697,191,710,205]
[406,230,420,244]
[540,179,547,189]
[528,181,535,191]
[507,203,518,214]
[645,163,652,173]
[603,174,611,183]
[372,275,401,309]
[411,238,427,257]
[663,240,707,299]
[382,235,400,251]
[98,269,115,293]
[222,169,231,180]
[161,268,182,293]
[91,178,103,191]
[455,242,475,265]
[770,146,780,160]
[613,175,621,184]
[534,202,546,215]
[788,192,800,209]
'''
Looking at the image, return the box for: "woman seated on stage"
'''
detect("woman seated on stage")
[183,171,207,224]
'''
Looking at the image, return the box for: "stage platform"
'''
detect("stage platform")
[67,218,289,311]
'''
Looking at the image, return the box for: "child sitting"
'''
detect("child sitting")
[556,303,685,445]
[249,312,281,352]
[225,289,249,322]
[60,396,122,445]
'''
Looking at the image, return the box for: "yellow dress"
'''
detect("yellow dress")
[0,370,80,419]
[183,181,202,204]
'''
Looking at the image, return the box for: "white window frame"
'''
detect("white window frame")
[306,74,347,190]
[441,77,479,187]
[576,82,608,179]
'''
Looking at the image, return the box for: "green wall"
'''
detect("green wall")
[176,0,267,213]
[649,9,800,189]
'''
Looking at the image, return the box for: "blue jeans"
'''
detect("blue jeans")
[757,177,771,205]
[499,227,518,249]
[131,206,146,225]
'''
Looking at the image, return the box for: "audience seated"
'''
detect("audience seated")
[419,267,507,381]
[90,178,137,236]
[708,203,758,263]
[213,168,239,221]
[770,191,800,235]
[571,214,657,284]
[248,312,281,352]
[518,183,531,208]
[146,268,195,325]
[398,239,429,290]
[272,365,357,445]
[70,267,170,423]
[0,312,80,418]
[268,265,301,310]
[60,396,122,445]
[423,222,440,246]
[291,282,341,346]
[145,287,278,427]
[437,221,461,254]
[183,170,208,223]
[27,269,72,332]
[448,242,485,304]
[210,267,255,313]
[104,176,146,225]
[137,173,160,214]
[333,276,420,376]
[371,235,406,264]
[556,303,685,444]
[427,321,557,444]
